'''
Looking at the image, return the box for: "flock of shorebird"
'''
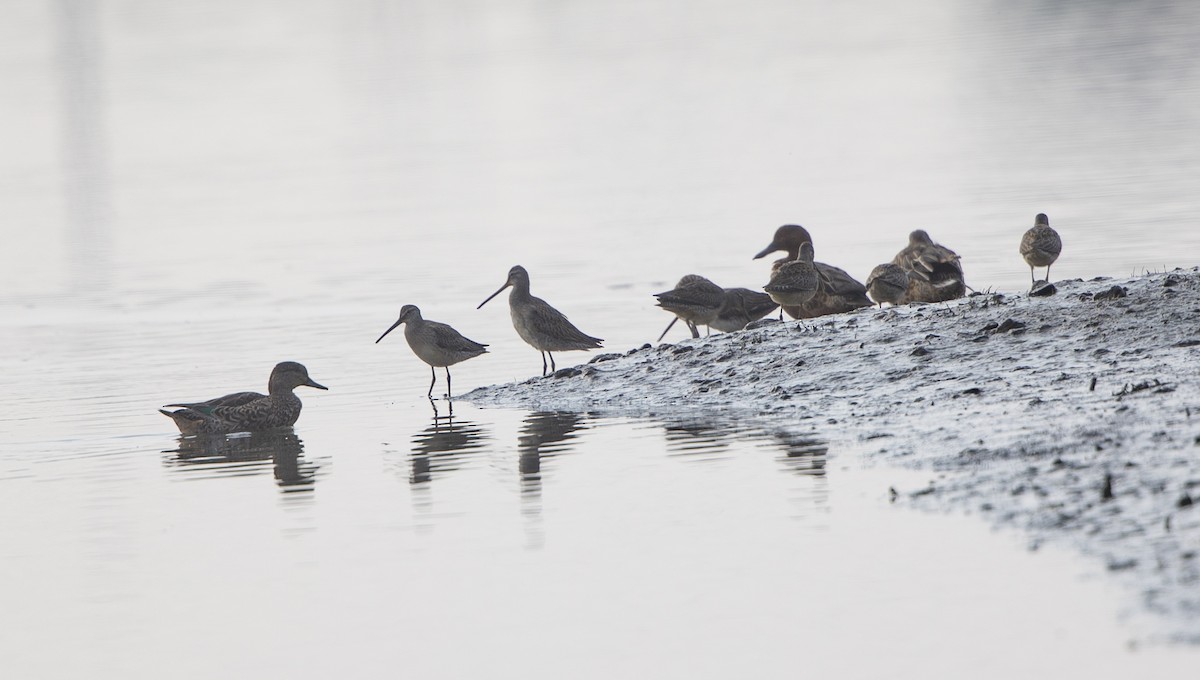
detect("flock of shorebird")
[160,214,1062,435]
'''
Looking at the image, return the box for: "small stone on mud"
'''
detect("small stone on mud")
[1175,339,1200,347]
[1179,494,1194,509]
[589,353,621,364]
[1101,473,1115,501]
[1030,280,1056,296]
[1094,285,1128,301]
[551,367,582,379]
[911,346,930,356]
[671,345,695,355]
[962,387,983,395]
[997,318,1026,333]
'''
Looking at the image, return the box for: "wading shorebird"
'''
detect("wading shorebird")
[1019,212,1062,286]
[376,304,488,398]
[865,263,909,308]
[710,288,779,332]
[763,241,820,314]
[653,274,726,341]
[478,265,603,376]
[891,229,966,303]
[753,224,872,318]
[160,361,328,435]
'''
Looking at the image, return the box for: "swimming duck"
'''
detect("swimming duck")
[160,361,328,435]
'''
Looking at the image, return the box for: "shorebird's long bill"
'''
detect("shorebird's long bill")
[657,316,678,342]
[375,318,403,344]
[477,283,509,309]
[305,378,329,390]
[753,243,780,260]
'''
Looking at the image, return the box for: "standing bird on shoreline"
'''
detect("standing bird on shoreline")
[653,274,726,341]
[159,361,328,435]
[891,229,965,303]
[478,265,603,377]
[710,288,779,333]
[376,304,488,398]
[764,241,820,314]
[865,263,909,308]
[753,224,871,318]
[1019,212,1062,286]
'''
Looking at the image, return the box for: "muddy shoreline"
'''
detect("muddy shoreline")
[466,268,1200,643]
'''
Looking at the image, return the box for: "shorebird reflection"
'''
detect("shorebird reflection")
[770,431,829,477]
[408,408,490,485]
[164,429,317,491]
[518,411,588,491]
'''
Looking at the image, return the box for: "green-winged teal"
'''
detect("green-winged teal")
[865,263,909,308]
[753,224,871,318]
[478,265,603,376]
[653,274,726,341]
[160,361,327,435]
[892,229,965,303]
[710,287,779,332]
[376,304,488,398]
[1019,213,1062,285]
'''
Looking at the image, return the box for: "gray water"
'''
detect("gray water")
[2,0,1199,676]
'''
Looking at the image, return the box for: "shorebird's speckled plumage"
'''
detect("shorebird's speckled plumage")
[376,304,488,398]
[478,265,603,376]
[753,224,871,318]
[892,229,966,303]
[764,241,819,309]
[865,263,909,308]
[1020,212,1062,285]
[710,288,779,332]
[654,274,726,341]
[160,361,328,435]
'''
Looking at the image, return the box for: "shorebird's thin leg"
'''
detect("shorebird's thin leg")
[541,352,548,376]
[657,317,678,342]
[428,366,437,398]
[445,367,452,399]
[687,320,699,339]
[1045,264,1052,283]
[549,352,557,373]
[1029,266,1036,286]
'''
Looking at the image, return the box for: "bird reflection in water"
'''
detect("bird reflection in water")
[661,417,744,459]
[164,429,317,492]
[518,411,588,493]
[770,431,829,477]
[407,399,490,485]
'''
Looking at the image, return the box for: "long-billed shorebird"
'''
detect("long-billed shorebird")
[764,241,819,314]
[753,224,871,318]
[376,304,488,398]
[654,274,726,341]
[1019,212,1062,285]
[478,265,603,376]
[160,361,328,435]
[710,288,779,332]
[892,229,965,303]
[865,263,909,308]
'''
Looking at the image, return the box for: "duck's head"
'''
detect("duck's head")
[269,361,328,393]
[478,265,529,309]
[376,304,421,344]
[754,224,813,260]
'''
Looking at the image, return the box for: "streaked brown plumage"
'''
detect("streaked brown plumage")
[376,304,488,398]
[160,361,328,435]
[865,263,909,308]
[752,224,871,318]
[478,265,603,376]
[1019,212,1062,285]
[653,274,726,341]
[891,229,965,303]
[710,288,779,332]
[764,241,819,309]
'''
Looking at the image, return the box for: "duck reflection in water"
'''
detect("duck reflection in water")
[164,429,317,492]
[518,411,588,493]
[408,401,490,485]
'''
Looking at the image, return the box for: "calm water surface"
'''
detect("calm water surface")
[2,0,1199,676]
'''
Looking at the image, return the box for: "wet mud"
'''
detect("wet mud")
[467,268,1200,642]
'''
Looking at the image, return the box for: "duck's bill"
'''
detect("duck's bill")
[375,318,403,344]
[305,378,329,390]
[477,284,509,309]
[752,243,780,260]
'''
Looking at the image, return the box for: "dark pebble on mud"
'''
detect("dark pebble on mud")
[962,387,983,395]
[1101,473,1115,501]
[1094,285,1128,301]
[911,346,930,356]
[1179,494,1194,509]
[551,367,582,379]
[672,345,695,355]
[1175,339,1200,347]
[997,318,1026,333]
[589,353,622,364]
[1030,281,1057,296]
